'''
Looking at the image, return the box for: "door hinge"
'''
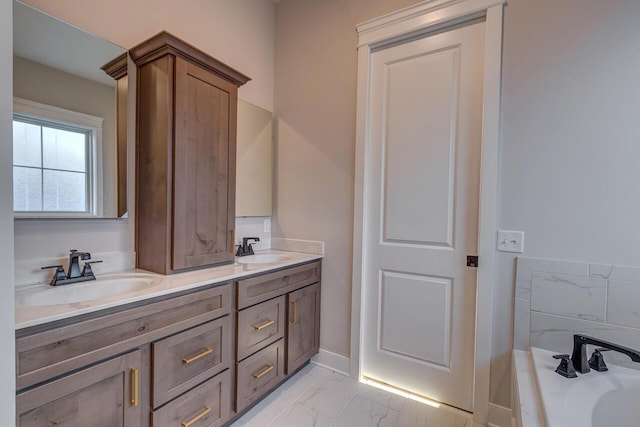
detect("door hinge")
[467,255,478,268]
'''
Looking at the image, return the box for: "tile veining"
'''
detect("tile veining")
[230,364,472,427]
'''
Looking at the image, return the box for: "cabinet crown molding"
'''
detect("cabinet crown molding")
[129,31,251,87]
[101,52,128,79]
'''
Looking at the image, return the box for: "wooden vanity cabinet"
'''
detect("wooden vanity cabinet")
[130,31,250,274]
[234,261,322,413]
[286,282,321,375]
[17,350,143,427]
[16,283,233,427]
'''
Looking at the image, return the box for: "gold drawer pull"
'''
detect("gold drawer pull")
[254,319,275,330]
[290,301,297,324]
[253,364,274,379]
[181,406,211,427]
[130,368,139,407]
[182,348,213,364]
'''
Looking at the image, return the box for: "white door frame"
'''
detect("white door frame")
[350,0,505,424]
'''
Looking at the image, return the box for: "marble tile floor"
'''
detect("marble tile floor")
[230,364,473,427]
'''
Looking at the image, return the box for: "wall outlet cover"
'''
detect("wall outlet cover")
[497,230,525,253]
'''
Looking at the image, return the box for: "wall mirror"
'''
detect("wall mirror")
[236,100,273,217]
[12,1,127,218]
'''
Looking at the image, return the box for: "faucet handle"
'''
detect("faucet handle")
[41,265,67,286]
[553,354,578,378]
[81,260,102,278]
[589,348,611,372]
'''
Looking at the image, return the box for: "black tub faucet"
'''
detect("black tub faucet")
[571,334,640,374]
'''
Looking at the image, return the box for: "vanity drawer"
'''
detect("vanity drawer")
[152,316,231,408]
[152,369,230,427]
[237,261,320,309]
[237,296,285,361]
[236,339,285,412]
[16,284,231,390]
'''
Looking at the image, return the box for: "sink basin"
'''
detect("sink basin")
[18,273,162,306]
[236,254,290,264]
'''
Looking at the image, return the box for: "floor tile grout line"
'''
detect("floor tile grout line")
[265,367,333,426]
[328,382,363,427]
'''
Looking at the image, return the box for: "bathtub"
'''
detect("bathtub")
[513,347,640,427]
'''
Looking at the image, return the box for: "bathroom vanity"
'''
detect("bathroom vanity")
[15,254,321,427]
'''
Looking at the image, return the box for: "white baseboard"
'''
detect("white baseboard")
[311,348,350,376]
[488,403,513,427]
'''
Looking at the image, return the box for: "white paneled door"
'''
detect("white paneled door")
[362,20,485,412]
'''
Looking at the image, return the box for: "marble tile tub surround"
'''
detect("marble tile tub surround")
[230,364,472,427]
[514,256,640,369]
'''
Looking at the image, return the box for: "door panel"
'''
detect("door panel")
[383,47,458,246]
[379,271,451,367]
[173,58,236,270]
[363,20,485,412]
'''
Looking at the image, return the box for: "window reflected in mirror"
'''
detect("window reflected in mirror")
[13,98,103,217]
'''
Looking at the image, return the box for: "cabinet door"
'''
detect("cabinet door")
[17,350,142,427]
[287,283,321,374]
[173,57,237,270]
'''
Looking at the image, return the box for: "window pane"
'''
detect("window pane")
[42,127,87,172]
[13,166,43,211]
[43,170,87,212]
[13,121,42,167]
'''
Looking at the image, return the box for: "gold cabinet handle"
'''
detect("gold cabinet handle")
[182,348,213,364]
[290,301,297,324]
[130,368,139,407]
[253,364,274,379]
[181,406,211,427]
[254,319,275,330]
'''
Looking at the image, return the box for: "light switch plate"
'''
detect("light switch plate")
[264,218,271,233]
[497,230,525,253]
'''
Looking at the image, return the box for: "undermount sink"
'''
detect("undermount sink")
[236,254,290,264]
[18,273,162,306]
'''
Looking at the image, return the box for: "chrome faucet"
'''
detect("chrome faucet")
[571,334,640,374]
[41,249,102,286]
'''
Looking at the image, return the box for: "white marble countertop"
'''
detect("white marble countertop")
[513,349,544,427]
[15,249,322,330]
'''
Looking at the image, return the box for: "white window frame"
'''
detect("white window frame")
[13,97,104,218]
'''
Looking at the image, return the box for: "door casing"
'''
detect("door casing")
[350,0,505,424]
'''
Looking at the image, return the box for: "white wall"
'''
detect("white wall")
[14,0,276,265]
[491,0,640,406]
[0,0,16,423]
[273,0,423,359]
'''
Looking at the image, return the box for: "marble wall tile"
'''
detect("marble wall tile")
[530,272,606,322]
[517,257,589,277]
[515,258,532,300]
[513,298,531,350]
[607,280,640,329]
[590,263,640,282]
